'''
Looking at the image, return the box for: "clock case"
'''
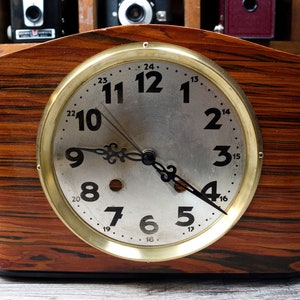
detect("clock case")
[0,25,299,278]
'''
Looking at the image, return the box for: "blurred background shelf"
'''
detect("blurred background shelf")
[0,0,299,56]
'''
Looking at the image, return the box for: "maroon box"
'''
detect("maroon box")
[223,0,276,39]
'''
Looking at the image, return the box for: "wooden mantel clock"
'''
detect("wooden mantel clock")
[0,25,299,278]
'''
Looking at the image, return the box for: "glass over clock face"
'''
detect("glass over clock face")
[37,42,263,262]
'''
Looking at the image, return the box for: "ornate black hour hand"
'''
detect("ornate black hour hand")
[65,143,142,168]
[87,107,227,215]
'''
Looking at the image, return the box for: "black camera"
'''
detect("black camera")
[105,0,171,27]
[8,0,78,43]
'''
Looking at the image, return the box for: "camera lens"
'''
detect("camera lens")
[126,4,145,23]
[25,5,42,23]
[243,0,258,12]
[118,0,153,25]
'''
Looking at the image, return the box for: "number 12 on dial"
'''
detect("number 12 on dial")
[37,42,262,262]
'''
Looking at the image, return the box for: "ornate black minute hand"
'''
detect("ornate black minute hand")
[93,106,227,215]
[145,158,227,215]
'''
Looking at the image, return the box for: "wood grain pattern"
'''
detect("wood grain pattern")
[0,25,299,277]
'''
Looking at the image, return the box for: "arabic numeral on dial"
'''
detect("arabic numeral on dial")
[104,207,124,226]
[72,196,81,202]
[180,77,199,103]
[175,206,195,227]
[222,108,231,115]
[66,110,76,117]
[233,153,241,160]
[213,146,232,166]
[80,182,99,202]
[180,81,190,103]
[65,147,84,168]
[144,63,155,70]
[204,108,222,129]
[146,236,155,242]
[135,71,163,93]
[140,215,159,234]
[201,181,221,202]
[188,226,195,232]
[98,77,108,84]
[102,82,123,104]
[219,195,228,202]
[103,226,111,232]
[76,109,102,131]
[191,76,199,82]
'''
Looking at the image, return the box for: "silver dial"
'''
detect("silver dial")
[37,42,262,261]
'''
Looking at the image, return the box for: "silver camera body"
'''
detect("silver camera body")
[22,0,44,28]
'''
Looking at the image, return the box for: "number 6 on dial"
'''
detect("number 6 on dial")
[37,42,263,262]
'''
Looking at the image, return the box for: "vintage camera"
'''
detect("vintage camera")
[105,0,171,27]
[215,0,276,39]
[8,0,78,43]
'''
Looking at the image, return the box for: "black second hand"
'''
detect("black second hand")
[100,104,142,154]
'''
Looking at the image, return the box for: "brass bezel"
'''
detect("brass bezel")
[37,42,263,262]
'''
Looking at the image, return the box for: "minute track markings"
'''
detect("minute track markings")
[34,41,264,262]
[66,65,235,215]
[76,104,228,215]
[67,89,236,214]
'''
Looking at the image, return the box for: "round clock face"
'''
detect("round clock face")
[37,42,263,262]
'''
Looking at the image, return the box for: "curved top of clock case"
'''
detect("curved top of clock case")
[0,25,299,275]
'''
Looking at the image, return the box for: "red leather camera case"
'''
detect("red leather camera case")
[224,0,275,38]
